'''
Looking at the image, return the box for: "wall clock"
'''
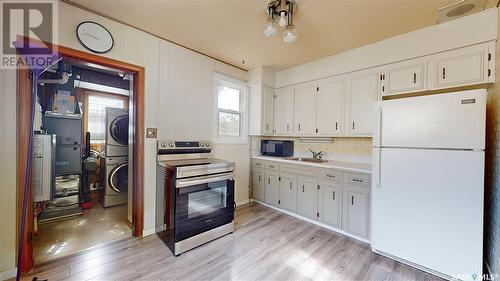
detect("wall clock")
[76,21,114,54]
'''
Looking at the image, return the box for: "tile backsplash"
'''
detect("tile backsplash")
[251,136,372,157]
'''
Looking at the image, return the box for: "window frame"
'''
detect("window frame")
[214,74,248,144]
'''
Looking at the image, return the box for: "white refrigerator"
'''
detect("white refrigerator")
[371,89,486,280]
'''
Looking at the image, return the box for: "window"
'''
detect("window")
[214,74,248,143]
[87,94,126,143]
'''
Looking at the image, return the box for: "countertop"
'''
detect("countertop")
[251,155,372,174]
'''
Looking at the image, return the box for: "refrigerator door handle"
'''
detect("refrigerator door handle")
[377,148,382,188]
[373,104,382,147]
[373,105,382,188]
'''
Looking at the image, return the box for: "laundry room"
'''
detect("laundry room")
[31,57,134,264]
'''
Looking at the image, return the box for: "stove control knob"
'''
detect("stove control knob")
[206,143,211,147]
[168,143,174,147]
[160,143,166,148]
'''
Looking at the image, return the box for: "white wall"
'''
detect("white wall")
[0,70,18,277]
[0,1,248,274]
[276,8,498,88]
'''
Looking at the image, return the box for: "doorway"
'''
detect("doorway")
[17,43,145,273]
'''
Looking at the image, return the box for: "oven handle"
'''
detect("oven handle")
[176,172,235,188]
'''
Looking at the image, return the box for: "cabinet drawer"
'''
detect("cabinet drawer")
[252,160,265,169]
[280,164,317,177]
[319,169,342,184]
[265,162,279,171]
[343,173,370,187]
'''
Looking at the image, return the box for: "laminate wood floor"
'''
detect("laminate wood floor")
[22,202,443,281]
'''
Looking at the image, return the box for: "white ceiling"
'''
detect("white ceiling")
[66,0,498,71]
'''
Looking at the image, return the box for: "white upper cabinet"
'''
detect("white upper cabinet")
[255,42,495,137]
[346,70,380,136]
[317,77,346,136]
[428,42,494,90]
[262,86,275,135]
[294,82,318,135]
[381,58,427,96]
[274,87,295,135]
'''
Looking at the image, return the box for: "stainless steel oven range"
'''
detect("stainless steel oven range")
[156,140,235,256]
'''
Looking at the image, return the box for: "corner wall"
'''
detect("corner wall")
[485,7,500,275]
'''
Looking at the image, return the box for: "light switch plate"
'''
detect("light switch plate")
[146,128,157,138]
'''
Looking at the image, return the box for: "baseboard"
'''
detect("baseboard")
[143,226,157,237]
[372,249,453,280]
[253,200,370,244]
[236,199,250,207]
[0,267,17,281]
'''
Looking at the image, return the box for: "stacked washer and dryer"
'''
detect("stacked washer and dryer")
[101,107,129,207]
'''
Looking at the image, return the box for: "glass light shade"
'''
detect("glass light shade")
[263,18,277,37]
[278,11,287,27]
[283,25,298,43]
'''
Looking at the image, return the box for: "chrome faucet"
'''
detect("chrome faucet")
[308,148,324,160]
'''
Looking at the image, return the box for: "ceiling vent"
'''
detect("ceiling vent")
[437,0,486,24]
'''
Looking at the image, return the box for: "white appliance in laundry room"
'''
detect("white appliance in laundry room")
[371,89,486,280]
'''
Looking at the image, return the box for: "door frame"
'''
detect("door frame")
[17,42,145,273]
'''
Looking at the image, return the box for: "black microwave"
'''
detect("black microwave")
[260,140,294,157]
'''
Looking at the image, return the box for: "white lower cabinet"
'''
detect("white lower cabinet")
[278,173,297,212]
[252,170,265,202]
[318,183,342,229]
[264,171,279,207]
[251,159,371,241]
[296,176,318,220]
[342,185,370,239]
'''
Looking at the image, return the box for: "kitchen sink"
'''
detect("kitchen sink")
[286,157,328,163]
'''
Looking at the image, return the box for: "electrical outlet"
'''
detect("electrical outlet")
[146,128,157,138]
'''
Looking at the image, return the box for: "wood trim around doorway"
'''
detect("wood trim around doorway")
[17,42,145,273]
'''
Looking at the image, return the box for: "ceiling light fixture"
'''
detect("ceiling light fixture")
[264,0,298,43]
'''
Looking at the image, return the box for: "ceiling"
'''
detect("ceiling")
[66,0,498,71]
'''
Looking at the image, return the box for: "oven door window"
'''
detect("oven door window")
[175,177,234,241]
[188,181,228,219]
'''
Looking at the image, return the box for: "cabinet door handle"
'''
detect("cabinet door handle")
[352,178,364,183]
[326,174,336,178]
[333,191,335,200]
[258,175,261,182]
[289,182,292,189]
[352,122,355,130]
[266,124,269,130]
[413,73,416,84]
[351,196,354,205]
[302,185,305,192]
[298,124,301,131]
[286,124,290,131]
[335,122,338,131]
[268,178,270,185]
[442,68,446,80]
